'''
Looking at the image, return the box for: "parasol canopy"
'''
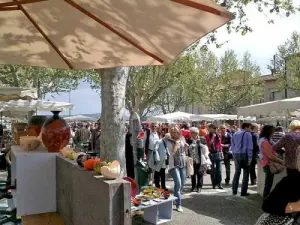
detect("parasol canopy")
[0,0,233,69]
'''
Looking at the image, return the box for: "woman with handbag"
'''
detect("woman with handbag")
[205,124,223,189]
[187,127,211,193]
[166,126,187,212]
[259,125,284,200]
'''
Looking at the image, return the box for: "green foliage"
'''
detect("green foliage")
[192,49,263,113]
[270,31,300,93]
[203,0,299,47]
[0,65,97,98]
[125,54,197,118]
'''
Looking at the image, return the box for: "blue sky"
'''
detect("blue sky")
[45,4,300,115]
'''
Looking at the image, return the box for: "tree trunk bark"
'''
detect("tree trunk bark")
[97,67,129,177]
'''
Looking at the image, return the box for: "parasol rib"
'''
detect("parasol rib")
[171,0,233,19]
[64,0,164,64]
[0,6,19,11]
[0,0,47,8]
[12,0,74,69]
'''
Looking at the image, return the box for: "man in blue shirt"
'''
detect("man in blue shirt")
[231,122,253,196]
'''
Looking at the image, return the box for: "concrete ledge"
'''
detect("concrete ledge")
[56,156,131,225]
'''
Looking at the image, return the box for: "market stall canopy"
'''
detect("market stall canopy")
[0,87,37,101]
[0,0,233,69]
[64,115,97,121]
[0,99,74,112]
[148,111,210,123]
[237,97,300,118]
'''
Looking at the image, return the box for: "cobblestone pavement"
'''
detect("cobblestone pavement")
[133,164,263,225]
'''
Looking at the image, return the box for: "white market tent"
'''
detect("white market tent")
[191,114,238,121]
[237,97,300,118]
[0,100,74,119]
[64,115,97,122]
[0,87,37,101]
[0,100,74,112]
[148,111,211,123]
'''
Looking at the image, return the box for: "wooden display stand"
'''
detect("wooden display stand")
[11,145,131,225]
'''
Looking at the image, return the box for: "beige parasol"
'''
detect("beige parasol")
[0,0,233,69]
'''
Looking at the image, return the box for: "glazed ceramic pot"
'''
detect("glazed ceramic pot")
[41,111,71,153]
[28,115,49,137]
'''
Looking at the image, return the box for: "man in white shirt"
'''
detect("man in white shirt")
[144,123,160,185]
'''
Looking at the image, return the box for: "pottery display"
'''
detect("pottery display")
[77,154,93,167]
[37,132,46,148]
[72,152,85,161]
[28,115,48,137]
[41,111,70,153]
[101,160,121,179]
[60,147,74,158]
[20,136,40,151]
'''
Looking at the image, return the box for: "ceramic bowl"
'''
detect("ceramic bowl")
[20,136,40,151]
[14,123,27,131]
[101,160,121,179]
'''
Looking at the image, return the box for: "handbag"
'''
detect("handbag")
[269,160,285,174]
[186,156,194,176]
[255,213,294,225]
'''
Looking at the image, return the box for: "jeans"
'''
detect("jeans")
[210,158,222,187]
[232,159,249,195]
[154,168,166,189]
[171,167,186,207]
[223,153,231,184]
[263,166,274,199]
[191,163,203,189]
[250,157,257,183]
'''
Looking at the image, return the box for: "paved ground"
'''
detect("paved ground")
[0,164,262,225]
[133,164,263,225]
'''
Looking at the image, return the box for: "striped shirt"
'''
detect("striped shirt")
[272,132,285,143]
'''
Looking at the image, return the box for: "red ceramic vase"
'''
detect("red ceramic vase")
[28,115,49,137]
[41,111,70,153]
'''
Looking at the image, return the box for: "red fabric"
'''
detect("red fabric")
[182,129,191,141]
[205,134,222,152]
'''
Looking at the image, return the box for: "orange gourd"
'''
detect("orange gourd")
[83,159,101,170]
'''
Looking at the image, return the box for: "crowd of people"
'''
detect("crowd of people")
[68,118,300,221]
[142,120,300,220]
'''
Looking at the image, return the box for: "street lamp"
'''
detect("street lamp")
[68,91,71,116]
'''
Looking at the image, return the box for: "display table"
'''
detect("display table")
[131,196,177,225]
[257,160,286,197]
[11,145,58,216]
[11,145,131,225]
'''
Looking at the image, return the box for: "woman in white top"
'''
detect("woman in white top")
[165,126,187,213]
